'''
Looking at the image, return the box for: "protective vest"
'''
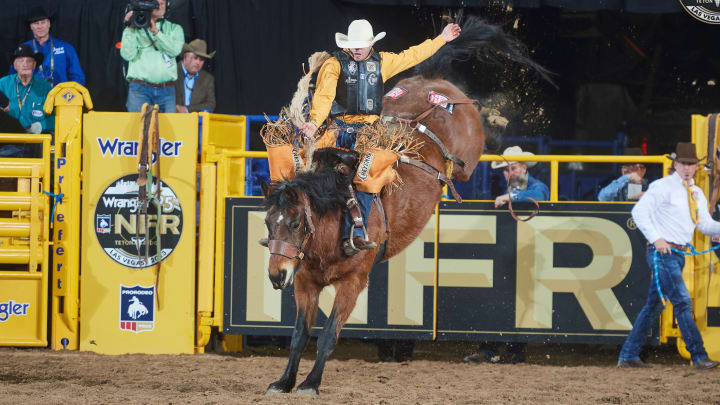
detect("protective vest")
[331,50,384,116]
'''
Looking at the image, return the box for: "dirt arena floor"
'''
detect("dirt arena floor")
[1,339,719,404]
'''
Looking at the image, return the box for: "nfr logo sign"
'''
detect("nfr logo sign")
[95,174,183,268]
[225,200,648,343]
[119,285,155,333]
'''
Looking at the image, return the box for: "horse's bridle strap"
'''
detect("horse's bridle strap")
[400,156,463,203]
[412,98,477,124]
[267,200,315,261]
[269,239,305,260]
[384,97,477,171]
[415,123,465,168]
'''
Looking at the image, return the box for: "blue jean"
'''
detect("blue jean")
[618,246,709,363]
[126,82,176,113]
[344,190,373,239]
[335,122,372,239]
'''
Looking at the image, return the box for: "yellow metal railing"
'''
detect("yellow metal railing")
[209,151,671,202]
[196,112,247,353]
[478,154,670,202]
[0,133,52,347]
[666,114,720,362]
[45,82,92,350]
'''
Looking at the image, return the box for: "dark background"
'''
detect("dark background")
[1,0,719,154]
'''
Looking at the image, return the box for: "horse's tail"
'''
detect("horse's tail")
[287,51,332,128]
[415,14,556,88]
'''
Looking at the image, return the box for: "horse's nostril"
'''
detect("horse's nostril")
[269,269,288,289]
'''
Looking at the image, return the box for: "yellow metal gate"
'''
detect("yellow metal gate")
[0,134,51,346]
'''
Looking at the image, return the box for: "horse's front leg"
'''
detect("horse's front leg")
[266,272,321,395]
[296,274,366,396]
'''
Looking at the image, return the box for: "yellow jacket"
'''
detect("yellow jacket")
[308,35,447,128]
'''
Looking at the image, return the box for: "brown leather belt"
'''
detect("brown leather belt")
[130,79,174,88]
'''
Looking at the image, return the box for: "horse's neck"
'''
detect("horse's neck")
[306,209,344,266]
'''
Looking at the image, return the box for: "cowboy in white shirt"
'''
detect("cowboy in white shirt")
[618,142,719,369]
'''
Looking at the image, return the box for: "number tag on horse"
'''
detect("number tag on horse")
[384,87,407,100]
[428,90,454,114]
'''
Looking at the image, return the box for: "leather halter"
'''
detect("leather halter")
[388,97,477,169]
[268,199,315,261]
[385,97,478,203]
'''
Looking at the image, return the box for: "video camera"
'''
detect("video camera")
[125,0,159,29]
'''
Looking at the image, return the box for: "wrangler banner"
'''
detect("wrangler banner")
[224,200,651,344]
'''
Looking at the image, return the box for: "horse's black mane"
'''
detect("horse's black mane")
[415,14,555,87]
[263,168,352,216]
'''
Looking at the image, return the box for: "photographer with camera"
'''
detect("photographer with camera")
[120,0,184,113]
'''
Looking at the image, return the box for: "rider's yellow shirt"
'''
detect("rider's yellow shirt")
[308,35,447,129]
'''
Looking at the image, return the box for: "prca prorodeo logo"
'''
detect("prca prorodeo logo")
[679,0,720,24]
[95,174,183,268]
[119,284,155,333]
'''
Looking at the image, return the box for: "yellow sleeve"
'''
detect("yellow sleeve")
[380,35,446,80]
[308,57,341,128]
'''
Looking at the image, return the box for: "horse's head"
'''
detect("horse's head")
[260,168,350,289]
[261,182,314,290]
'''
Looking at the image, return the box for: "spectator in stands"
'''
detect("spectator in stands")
[10,6,86,87]
[0,44,53,134]
[465,146,549,365]
[492,145,550,208]
[121,0,184,113]
[618,142,719,370]
[598,147,648,201]
[175,39,216,113]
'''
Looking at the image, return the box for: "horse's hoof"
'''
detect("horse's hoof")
[265,381,292,395]
[296,386,319,397]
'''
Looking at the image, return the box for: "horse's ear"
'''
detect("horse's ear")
[261,181,272,198]
[284,187,298,203]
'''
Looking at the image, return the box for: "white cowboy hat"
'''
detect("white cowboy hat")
[491,145,537,169]
[335,19,386,49]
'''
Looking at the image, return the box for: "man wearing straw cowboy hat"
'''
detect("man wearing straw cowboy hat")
[491,145,549,208]
[618,142,719,369]
[300,19,461,255]
[175,39,216,113]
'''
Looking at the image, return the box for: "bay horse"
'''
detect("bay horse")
[261,16,553,396]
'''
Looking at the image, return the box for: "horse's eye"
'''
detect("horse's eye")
[291,221,300,230]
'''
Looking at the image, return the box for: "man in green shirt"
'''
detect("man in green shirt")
[120,0,184,112]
